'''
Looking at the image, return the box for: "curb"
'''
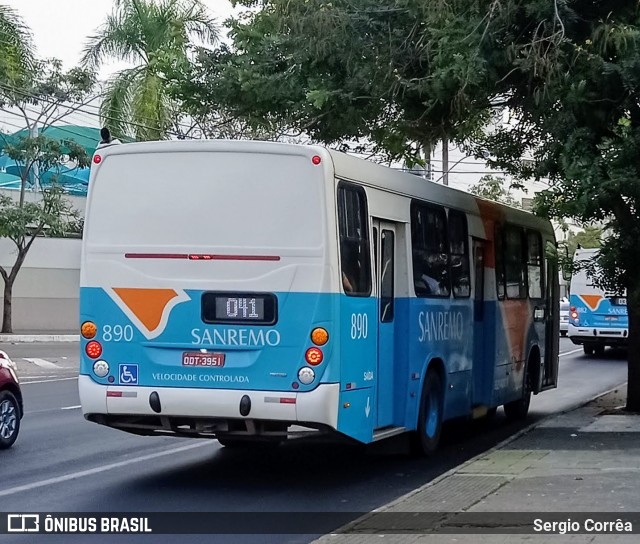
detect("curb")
[0,334,80,343]
[328,381,628,535]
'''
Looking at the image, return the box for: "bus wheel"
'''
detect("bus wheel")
[583,345,594,356]
[411,369,444,456]
[503,367,532,422]
[594,345,605,357]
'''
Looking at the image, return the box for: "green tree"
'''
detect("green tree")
[0,59,94,333]
[564,226,603,259]
[450,1,640,410]
[0,185,82,333]
[82,0,219,140]
[469,175,522,209]
[173,0,640,409]
[0,4,34,89]
[171,0,493,164]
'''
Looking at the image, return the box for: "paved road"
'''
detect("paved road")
[0,338,628,543]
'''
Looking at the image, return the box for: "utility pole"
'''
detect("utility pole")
[442,136,449,186]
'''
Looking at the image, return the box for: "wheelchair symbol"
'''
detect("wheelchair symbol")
[119,364,138,385]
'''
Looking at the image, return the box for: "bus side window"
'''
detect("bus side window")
[495,223,506,300]
[337,182,372,296]
[449,210,470,298]
[527,231,543,299]
[505,225,527,299]
[411,202,450,297]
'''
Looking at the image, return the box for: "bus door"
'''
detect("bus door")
[472,239,487,403]
[372,219,396,428]
[541,243,559,389]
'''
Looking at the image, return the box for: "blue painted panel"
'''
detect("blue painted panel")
[337,387,375,442]
[80,287,338,392]
[81,285,543,443]
[570,294,628,328]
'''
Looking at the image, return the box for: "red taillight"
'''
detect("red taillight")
[93,154,102,164]
[86,340,103,359]
[570,306,579,320]
[312,155,322,165]
[305,347,323,365]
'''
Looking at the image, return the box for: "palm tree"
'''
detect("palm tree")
[0,5,35,93]
[82,0,218,140]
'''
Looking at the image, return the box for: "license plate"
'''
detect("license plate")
[182,352,225,367]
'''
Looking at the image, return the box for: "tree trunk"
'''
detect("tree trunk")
[2,279,13,334]
[626,287,640,411]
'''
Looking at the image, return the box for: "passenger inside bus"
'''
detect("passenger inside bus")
[414,253,448,296]
[342,271,354,293]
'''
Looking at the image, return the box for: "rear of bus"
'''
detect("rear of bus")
[78,141,341,442]
[568,248,628,355]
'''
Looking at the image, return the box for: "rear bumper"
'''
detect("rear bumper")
[568,324,628,346]
[78,375,339,434]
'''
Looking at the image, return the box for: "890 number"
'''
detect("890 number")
[350,313,368,339]
[102,324,134,342]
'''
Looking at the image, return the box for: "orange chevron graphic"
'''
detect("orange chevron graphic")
[112,288,180,332]
[501,300,531,365]
[579,294,603,311]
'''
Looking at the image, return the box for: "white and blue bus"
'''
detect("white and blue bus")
[78,140,559,454]
[568,248,628,356]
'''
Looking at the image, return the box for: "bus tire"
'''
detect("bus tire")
[503,365,532,421]
[583,345,594,356]
[594,345,605,357]
[411,369,444,456]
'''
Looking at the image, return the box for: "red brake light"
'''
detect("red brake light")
[305,347,323,365]
[86,340,103,359]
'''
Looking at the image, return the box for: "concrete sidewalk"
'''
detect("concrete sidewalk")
[0,332,79,342]
[317,385,640,542]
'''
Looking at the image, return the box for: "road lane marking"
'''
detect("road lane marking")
[21,377,78,385]
[61,405,81,410]
[559,348,583,357]
[0,442,210,498]
[24,358,62,368]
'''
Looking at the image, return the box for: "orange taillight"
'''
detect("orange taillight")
[81,321,97,339]
[310,327,329,346]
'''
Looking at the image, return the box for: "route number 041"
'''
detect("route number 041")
[350,313,368,339]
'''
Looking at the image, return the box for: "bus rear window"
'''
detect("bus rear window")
[86,151,323,251]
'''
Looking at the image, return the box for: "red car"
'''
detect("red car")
[0,350,22,449]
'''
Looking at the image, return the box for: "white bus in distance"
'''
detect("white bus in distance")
[568,248,628,356]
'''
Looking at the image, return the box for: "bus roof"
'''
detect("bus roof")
[93,139,554,235]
